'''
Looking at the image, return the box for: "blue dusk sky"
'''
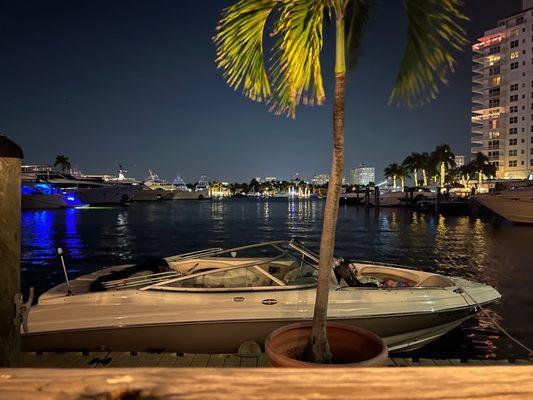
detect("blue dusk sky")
[0,0,522,182]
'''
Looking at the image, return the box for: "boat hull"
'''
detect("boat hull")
[475,192,533,224]
[173,189,209,200]
[21,194,67,209]
[21,307,475,353]
[72,185,140,205]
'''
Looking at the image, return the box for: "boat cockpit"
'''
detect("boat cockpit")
[85,240,455,295]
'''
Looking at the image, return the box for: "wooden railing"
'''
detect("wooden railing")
[1,366,532,399]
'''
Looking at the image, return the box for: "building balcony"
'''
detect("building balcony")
[471,145,501,152]
[472,105,505,116]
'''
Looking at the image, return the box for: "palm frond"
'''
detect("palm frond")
[345,0,371,71]
[389,0,468,107]
[269,0,326,117]
[214,0,277,102]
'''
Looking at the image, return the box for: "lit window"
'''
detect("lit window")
[511,51,519,59]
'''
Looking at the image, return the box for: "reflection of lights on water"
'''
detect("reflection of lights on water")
[64,208,83,259]
[21,211,55,265]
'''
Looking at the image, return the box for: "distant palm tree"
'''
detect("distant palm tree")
[470,152,496,186]
[419,152,431,186]
[397,164,410,192]
[214,0,467,363]
[402,152,424,186]
[430,144,456,187]
[457,164,475,188]
[54,155,71,172]
[384,163,400,189]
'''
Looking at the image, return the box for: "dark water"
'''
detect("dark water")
[21,199,533,358]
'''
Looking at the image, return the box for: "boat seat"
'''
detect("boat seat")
[357,266,420,286]
[417,275,454,288]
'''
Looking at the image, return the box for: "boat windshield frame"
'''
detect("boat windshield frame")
[141,240,319,292]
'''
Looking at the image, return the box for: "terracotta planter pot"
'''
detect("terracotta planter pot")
[265,321,388,368]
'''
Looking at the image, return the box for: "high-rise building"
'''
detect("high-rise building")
[349,164,375,186]
[454,155,465,168]
[471,1,533,179]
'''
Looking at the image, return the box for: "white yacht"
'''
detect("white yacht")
[34,171,139,206]
[143,170,176,200]
[22,240,500,354]
[474,185,533,224]
[173,174,209,200]
[21,180,68,209]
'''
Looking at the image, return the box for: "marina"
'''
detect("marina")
[20,199,533,360]
[2,0,533,397]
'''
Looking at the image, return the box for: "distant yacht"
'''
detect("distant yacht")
[21,167,68,209]
[23,165,140,206]
[143,170,176,200]
[173,174,209,200]
[474,184,533,224]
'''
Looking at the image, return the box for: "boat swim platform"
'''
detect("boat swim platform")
[18,351,533,368]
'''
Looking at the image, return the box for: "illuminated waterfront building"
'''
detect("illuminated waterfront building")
[349,164,375,186]
[472,0,533,179]
[312,174,329,186]
[454,155,465,168]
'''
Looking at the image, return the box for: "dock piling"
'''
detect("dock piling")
[0,134,23,367]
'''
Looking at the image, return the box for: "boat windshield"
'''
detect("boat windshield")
[144,241,319,292]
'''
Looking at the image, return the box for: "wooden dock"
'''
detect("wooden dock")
[18,351,533,368]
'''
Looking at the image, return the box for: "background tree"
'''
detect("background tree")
[54,155,71,172]
[457,164,474,187]
[419,152,431,186]
[470,152,496,186]
[397,164,410,192]
[402,152,424,186]
[215,0,467,363]
[430,144,456,187]
[384,163,400,189]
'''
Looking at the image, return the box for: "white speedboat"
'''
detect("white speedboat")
[369,187,437,207]
[474,185,533,224]
[22,240,500,354]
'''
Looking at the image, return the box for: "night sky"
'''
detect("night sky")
[0,0,522,183]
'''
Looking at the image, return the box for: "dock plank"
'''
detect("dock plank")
[155,353,177,368]
[239,356,258,368]
[173,353,194,368]
[189,354,210,368]
[222,355,241,368]
[206,354,226,368]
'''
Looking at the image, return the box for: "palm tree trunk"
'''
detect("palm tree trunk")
[413,169,418,187]
[478,171,482,187]
[422,169,427,186]
[401,177,405,191]
[308,13,346,364]
[393,176,397,189]
[440,162,445,187]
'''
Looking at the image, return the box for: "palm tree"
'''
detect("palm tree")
[397,164,410,192]
[54,155,71,172]
[419,152,431,186]
[430,144,456,188]
[402,152,424,186]
[470,152,496,186]
[457,163,474,188]
[384,163,400,189]
[214,0,467,363]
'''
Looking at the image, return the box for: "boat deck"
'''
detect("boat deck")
[19,351,533,368]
